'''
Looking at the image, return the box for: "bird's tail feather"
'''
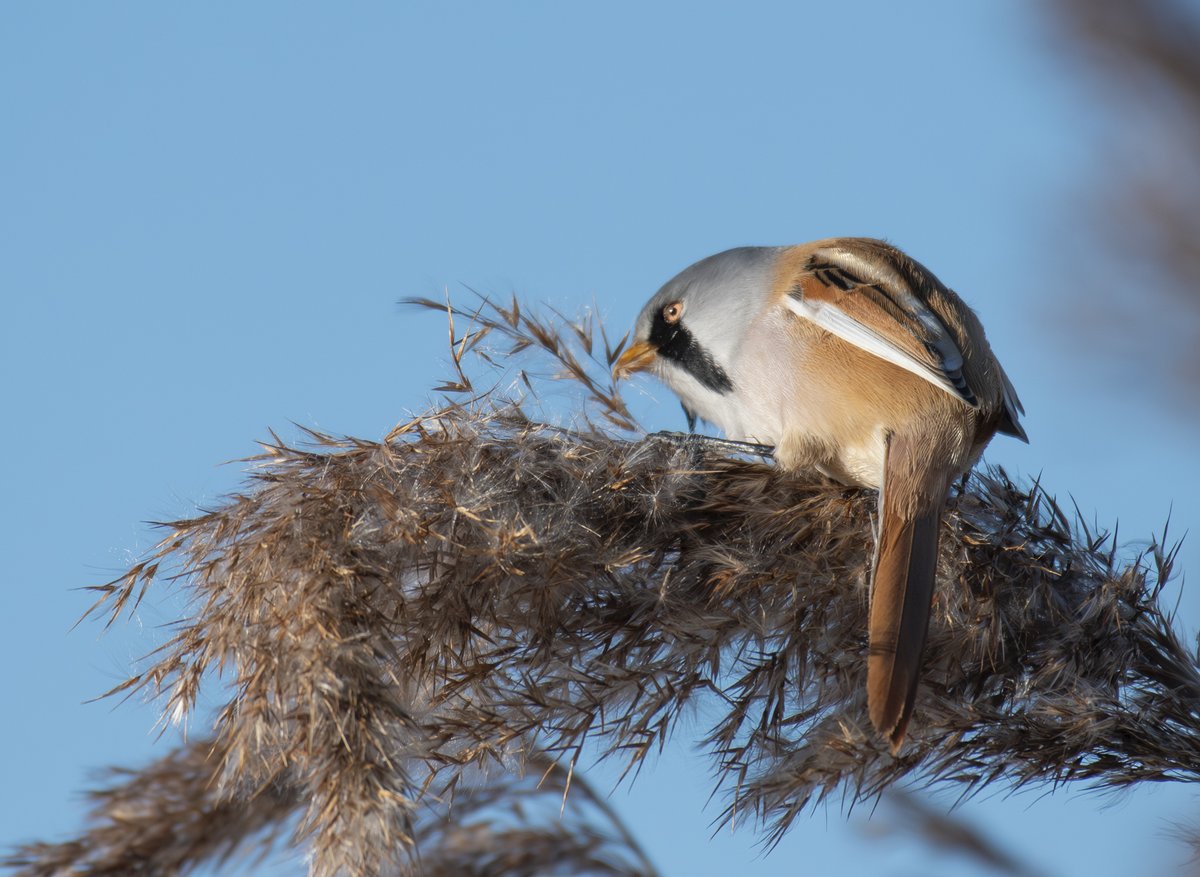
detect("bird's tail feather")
[867,440,945,752]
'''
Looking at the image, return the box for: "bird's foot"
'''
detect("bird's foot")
[644,430,775,461]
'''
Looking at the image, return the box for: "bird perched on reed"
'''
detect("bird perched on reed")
[614,238,1026,750]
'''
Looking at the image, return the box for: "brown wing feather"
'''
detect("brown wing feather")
[786,241,981,408]
[797,272,949,380]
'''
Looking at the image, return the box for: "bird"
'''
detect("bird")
[613,238,1026,751]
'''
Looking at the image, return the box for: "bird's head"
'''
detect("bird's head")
[613,247,779,402]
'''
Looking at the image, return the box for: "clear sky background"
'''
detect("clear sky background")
[3,3,1199,876]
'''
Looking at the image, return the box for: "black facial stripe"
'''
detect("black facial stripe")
[648,312,733,394]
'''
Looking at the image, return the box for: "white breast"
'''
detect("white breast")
[691,308,891,488]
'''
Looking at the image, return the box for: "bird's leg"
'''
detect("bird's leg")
[681,402,698,433]
[645,430,775,461]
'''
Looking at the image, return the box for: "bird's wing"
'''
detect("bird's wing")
[994,360,1027,441]
[782,242,978,407]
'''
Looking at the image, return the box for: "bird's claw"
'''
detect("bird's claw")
[643,430,775,461]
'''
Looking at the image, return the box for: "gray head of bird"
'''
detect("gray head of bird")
[613,247,781,405]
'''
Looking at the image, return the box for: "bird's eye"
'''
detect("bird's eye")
[662,301,683,324]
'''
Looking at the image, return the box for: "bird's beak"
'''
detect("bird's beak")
[612,340,657,380]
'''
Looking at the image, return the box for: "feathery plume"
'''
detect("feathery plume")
[6,297,1191,876]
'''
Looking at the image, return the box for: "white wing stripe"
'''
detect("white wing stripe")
[783,295,966,403]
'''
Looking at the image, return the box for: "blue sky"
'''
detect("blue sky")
[3,3,1198,876]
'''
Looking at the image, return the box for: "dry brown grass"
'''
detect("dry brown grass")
[5,297,1193,876]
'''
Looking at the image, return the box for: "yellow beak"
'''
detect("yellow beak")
[612,340,657,380]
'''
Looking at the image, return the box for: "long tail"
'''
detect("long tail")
[867,438,946,752]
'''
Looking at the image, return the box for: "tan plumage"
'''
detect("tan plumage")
[615,237,1025,750]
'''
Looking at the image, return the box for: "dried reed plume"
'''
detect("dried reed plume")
[872,789,1053,877]
[4,738,657,877]
[5,296,1193,876]
[1052,0,1200,410]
